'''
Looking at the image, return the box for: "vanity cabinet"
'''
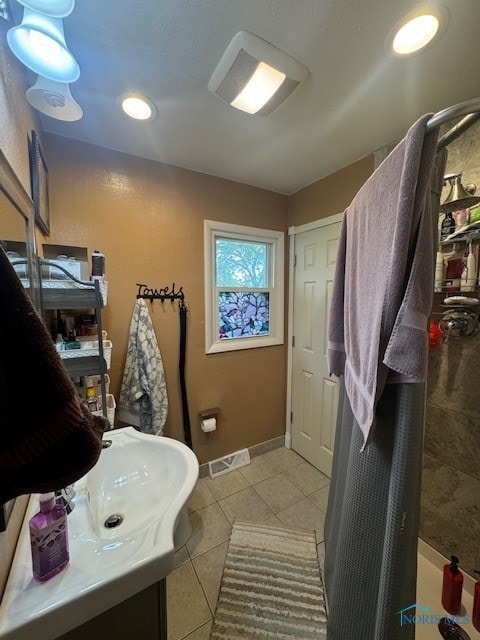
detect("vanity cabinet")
[38,260,111,427]
[55,582,167,640]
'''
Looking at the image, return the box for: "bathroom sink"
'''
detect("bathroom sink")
[86,428,196,539]
[0,427,199,640]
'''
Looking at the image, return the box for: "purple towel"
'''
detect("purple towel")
[327,114,439,449]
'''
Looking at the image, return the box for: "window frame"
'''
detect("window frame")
[204,219,284,354]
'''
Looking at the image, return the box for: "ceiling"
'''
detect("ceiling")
[18,0,480,194]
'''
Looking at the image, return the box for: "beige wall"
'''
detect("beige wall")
[288,155,374,227]
[43,134,288,465]
[0,22,40,597]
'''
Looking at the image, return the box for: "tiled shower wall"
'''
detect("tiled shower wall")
[422,119,480,580]
[374,119,480,579]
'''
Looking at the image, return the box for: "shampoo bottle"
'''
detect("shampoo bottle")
[435,251,445,292]
[466,241,477,291]
[441,212,456,240]
[473,570,480,633]
[441,555,463,615]
[29,492,69,581]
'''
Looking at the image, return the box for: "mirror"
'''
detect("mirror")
[0,148,38,531]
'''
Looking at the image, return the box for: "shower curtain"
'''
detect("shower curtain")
[323,135,447,638]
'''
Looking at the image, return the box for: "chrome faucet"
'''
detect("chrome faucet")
[439,308,479,342]
[55,485,76,514]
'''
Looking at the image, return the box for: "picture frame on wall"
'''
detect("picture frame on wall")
[29,129,50,236]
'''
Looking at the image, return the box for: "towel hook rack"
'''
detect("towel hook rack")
[136,282,185,303]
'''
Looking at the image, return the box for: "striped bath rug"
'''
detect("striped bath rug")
[209,519,327,639]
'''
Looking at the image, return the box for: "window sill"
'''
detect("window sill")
[206,335,283,354]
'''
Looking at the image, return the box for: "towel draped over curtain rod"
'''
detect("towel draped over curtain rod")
[323,96,480,640]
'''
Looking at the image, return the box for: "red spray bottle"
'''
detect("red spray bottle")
[441,555,463,615]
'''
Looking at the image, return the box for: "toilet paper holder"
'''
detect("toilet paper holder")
[199,408,220,433]
[199,407,220,420]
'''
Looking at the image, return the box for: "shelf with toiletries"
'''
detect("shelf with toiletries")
[38,246,107,307]
[435,227,480,295]
[17,269,108,307]
[37,258,112,428]
[440,224,480,246]
[59,339,112,370]
[439,200,480,245]
[434,285,480,298]
[434,284,480,296]
[40,278,108,308]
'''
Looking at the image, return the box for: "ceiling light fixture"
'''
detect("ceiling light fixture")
[118,92,157,122]
[26,75,83,121]
[7,8,80,82]
[231,62,286,115]
[208,30,309,116]
[393,14,439,54]
[15,0,75,18]
[387,5,448,56]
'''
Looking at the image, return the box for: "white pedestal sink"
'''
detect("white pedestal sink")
[0,427,199,640]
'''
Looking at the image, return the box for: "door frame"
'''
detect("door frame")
[285,212,344,448]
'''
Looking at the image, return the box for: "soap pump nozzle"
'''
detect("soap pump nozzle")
[450,555,460,573]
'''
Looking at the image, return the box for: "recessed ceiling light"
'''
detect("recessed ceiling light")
[117,92,157,122]
[393,14,438,54]
[387,6,448,56]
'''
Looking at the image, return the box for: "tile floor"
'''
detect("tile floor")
[167,446,330,640]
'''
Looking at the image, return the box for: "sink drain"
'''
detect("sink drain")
[102,440,112,449]
[104,514,123,528]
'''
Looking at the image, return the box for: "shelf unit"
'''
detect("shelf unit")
[38,259,110,428]
[437,222,480,298]
[439,223,480,246]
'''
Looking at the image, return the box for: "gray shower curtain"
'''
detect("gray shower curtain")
[323,148,447,639]
[324,379,425,639]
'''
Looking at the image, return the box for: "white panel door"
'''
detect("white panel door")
[291,221,341,476]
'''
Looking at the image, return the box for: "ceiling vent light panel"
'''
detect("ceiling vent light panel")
[256,76,300,116]
[214,49,259,104]
[208,30,308,116]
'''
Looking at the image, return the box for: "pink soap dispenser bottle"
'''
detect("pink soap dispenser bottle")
[29,492,69,581]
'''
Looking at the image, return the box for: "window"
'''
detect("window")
[204,220,284,354]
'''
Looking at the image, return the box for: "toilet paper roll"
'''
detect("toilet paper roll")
[201,417,216,433]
